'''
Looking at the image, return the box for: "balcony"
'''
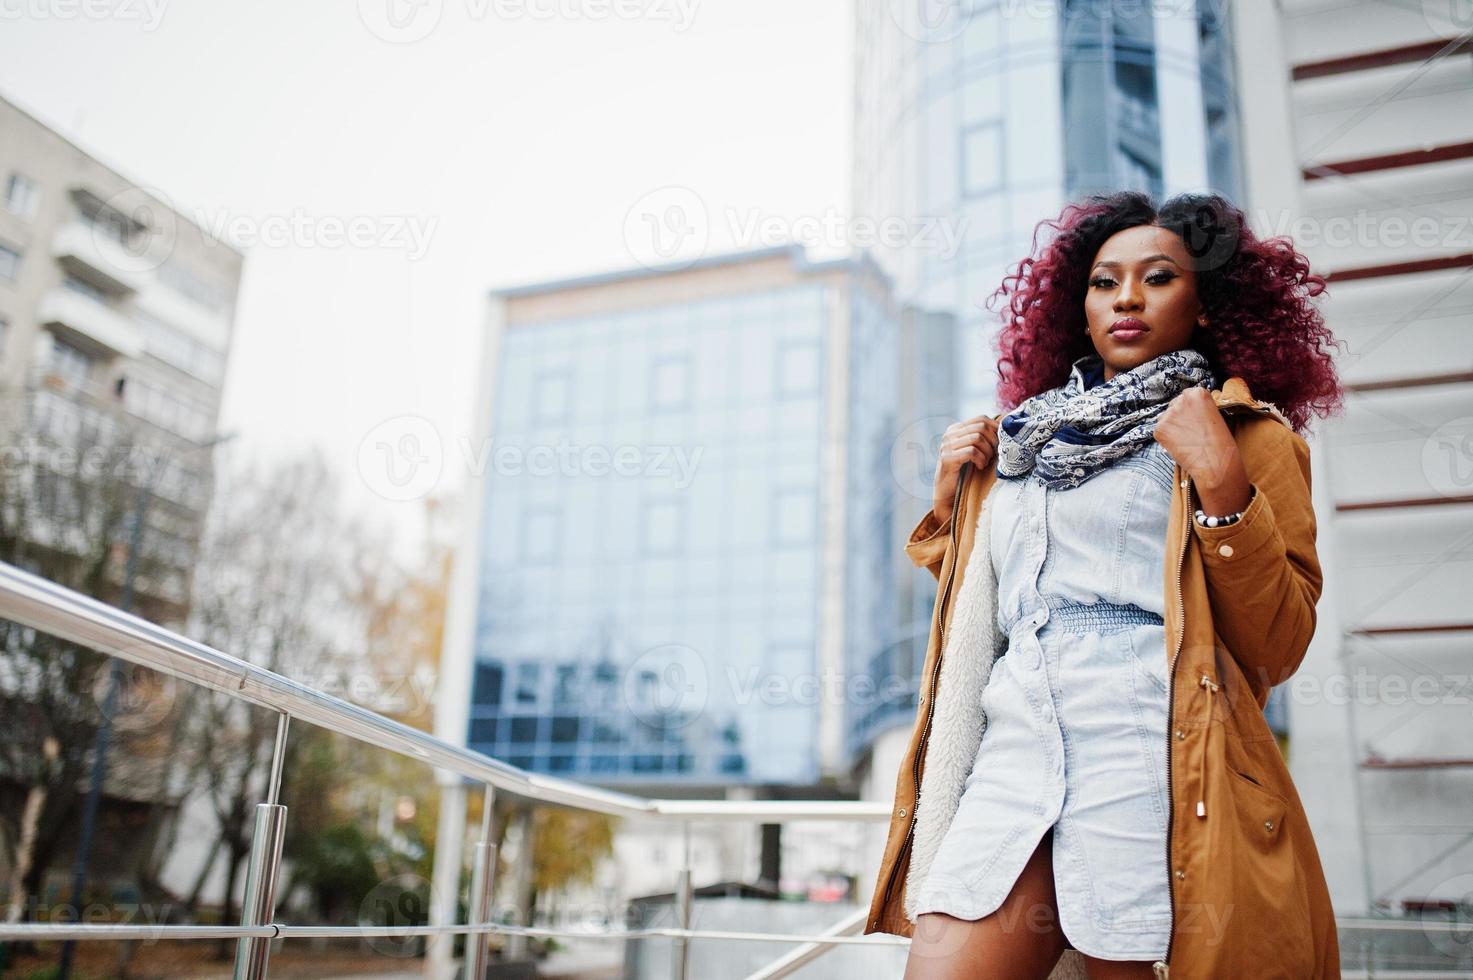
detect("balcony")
[135,279,233,350]
[50,220,149,295]
[37,286,145,359]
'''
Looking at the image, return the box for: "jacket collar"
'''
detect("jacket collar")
[1213,375,1292,428]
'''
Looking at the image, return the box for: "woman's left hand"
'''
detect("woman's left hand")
[1153,387,1254,514]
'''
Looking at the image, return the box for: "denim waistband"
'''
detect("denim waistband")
[1026,598,1165,635]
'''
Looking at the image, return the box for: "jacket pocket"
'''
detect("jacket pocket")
[1222,765,1315,976]
[1228,766,1287,852]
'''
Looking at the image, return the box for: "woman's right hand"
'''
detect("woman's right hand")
[933,414,999,525]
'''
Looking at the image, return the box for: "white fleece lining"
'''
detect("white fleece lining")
[902,477,1092,979]
[905,476,1007,918]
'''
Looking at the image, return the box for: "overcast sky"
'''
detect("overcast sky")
[0,0,851,555]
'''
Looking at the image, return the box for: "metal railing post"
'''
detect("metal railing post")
[464,785,497,980]
[233,713,290,980]
[671,819,693,980]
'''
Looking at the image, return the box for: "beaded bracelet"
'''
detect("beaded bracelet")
[1194,484,1256,528]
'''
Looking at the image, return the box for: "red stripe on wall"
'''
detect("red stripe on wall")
[1324,253,1473,282]
[1304,141,1473,180]
[1293,36,1472,80]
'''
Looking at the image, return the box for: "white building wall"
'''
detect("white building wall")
[1234,0,1473,918]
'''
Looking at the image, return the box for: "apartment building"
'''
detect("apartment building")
[0,92,242,622]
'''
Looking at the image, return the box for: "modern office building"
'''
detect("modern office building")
[0,91,242,623]
[1227,0,1473,933]
[428,246,924,972]
[437,245,913,791]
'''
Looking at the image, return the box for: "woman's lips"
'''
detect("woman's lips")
[1110,318,1148,341]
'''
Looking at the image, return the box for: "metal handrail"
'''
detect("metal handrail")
[0,559,896,980]
[3,914,1464,944]
[0,922,911,944]
[0,561,889,823]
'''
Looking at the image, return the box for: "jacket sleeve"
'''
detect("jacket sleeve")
[905,508,953,581]
[1190,423,1323,687]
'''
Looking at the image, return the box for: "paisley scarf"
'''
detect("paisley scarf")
[996,348,1215,490]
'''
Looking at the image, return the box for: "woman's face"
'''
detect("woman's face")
[1083,224,1205,382]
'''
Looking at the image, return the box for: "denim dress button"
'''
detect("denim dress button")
[912,439,1177,962]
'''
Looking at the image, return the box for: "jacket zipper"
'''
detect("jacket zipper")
[878,461,970,921]
[1157,405,1266,977]
[1154,467,1194,979]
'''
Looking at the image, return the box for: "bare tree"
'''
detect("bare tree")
[0,379,185,931]
[182,449,356,954]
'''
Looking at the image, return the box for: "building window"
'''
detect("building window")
[137,310,227,384]
[62,274,108,303]
[78,206,134,248]
[961,121,1004,198]
[553,663,581,707]
[121,376,213,442]
[771,487,815,546]
[649,353,691,413]
[521,506,560,564]
[514,662,542,705]
[49,337,94,391]
[473,660,505,707]
[775,340,820,398]
[156,260,229,313]
[4,174,39,220]
[640,497,682,557]
[531,370,570,425]
[0,243,21,283]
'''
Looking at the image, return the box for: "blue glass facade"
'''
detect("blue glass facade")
[468,282,830,785]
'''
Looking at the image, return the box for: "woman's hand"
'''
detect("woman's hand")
[1152,388,1253,515]
[933,414,998,524]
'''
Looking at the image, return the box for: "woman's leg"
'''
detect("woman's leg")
[902,826,1068,980]
[1081,957,1157,979]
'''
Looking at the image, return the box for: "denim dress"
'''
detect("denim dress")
[910,438,1176,961]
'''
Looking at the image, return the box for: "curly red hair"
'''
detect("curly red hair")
[989,191,1346,435]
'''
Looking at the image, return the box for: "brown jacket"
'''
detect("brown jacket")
[864,376,1340,979]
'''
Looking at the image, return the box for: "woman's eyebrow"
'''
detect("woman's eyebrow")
[1092,254,1181,269]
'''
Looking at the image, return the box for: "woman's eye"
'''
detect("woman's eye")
[1146,270,1177,285]
[1089,276,1115,288]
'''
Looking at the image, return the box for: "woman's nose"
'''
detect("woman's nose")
[1114,280,1143,311]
